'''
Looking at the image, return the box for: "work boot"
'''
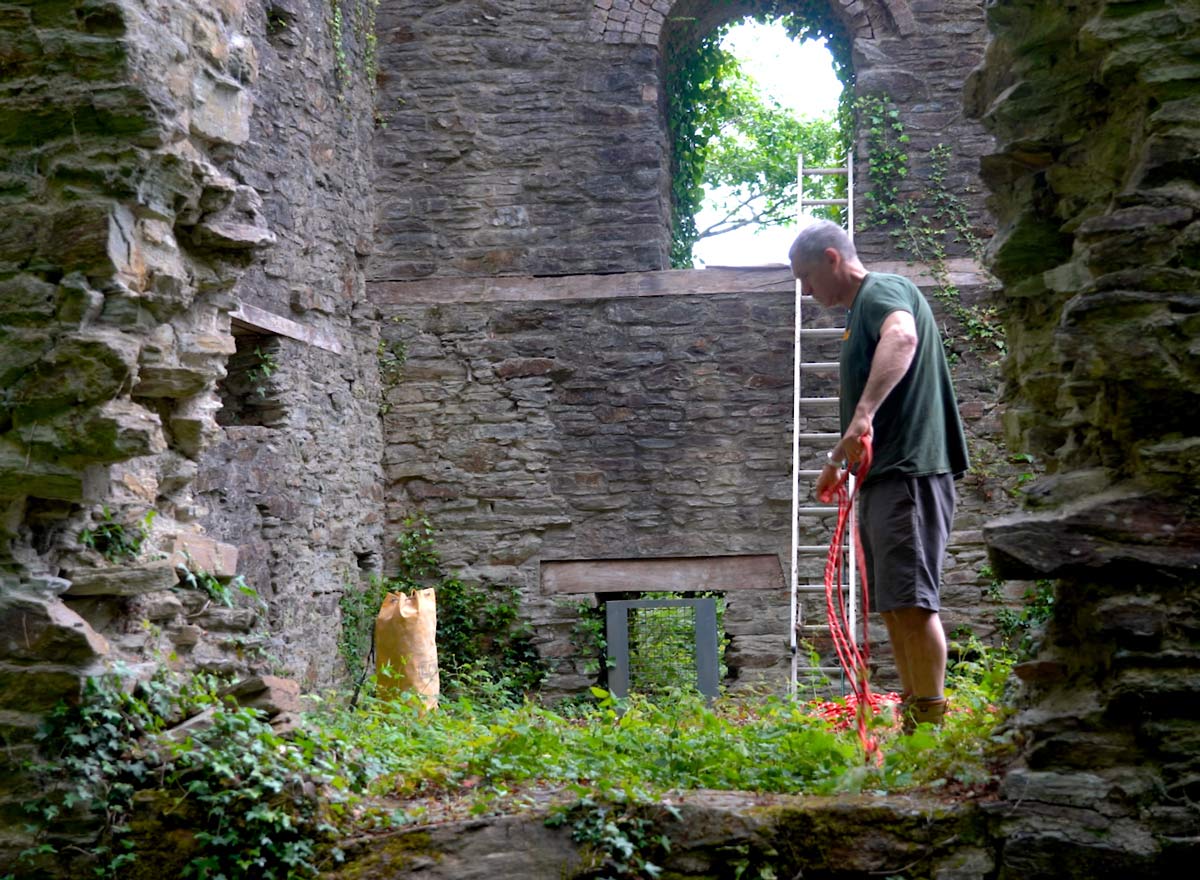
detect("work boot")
[902,696,947,734]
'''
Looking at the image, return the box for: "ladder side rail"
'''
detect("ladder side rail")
[789,151,804,698]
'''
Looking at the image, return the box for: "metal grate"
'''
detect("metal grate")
[605,599,719,699]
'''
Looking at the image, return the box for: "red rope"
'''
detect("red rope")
[820,437,879,761]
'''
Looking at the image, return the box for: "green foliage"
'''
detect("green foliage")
[376,327,407,415]
[856,95,1004,355]
[23,670,364,879]
[338,573,391,679]
[665,10,853,266]
[340,516,547,701]
[545,796,676,880]
[698,78,843,241]
[170,709,348,879]
[246,346,279,398]
[80,507,155,563]
[320,648,1012,818]
[176,563,258,609]
[329,0,348,87]
[567,599,610,676]
[19,642,1016,874]
[995,580,1055,659]
[328,0,380,96]
[666,30,740,267]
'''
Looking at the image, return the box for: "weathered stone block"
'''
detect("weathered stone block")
[167,533,239,577]
[190,73,252,145]
[63,559,177,597]
[0,666,83,714]
[0,439,104,502]
[0,595,109,663]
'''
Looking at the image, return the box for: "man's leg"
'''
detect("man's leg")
[885,606,946,700]
[880,611,914,697]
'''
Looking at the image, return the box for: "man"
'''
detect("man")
[789,220,969,730]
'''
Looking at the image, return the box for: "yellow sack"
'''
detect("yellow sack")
[375,589,439,709]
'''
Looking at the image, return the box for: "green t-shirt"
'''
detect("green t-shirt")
[839,272,969,484]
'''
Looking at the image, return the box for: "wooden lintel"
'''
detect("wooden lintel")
[368,259,992,305]
[230,301,344,354]
[370,266,794,305]
[541,554,785,595]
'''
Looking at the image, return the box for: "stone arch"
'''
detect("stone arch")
[586,0,917,46]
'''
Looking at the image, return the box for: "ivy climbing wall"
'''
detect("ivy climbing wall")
[369,0,996,279]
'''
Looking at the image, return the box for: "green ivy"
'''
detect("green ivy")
[664,8,853,267]
[20,669,362,879]
[855,95,1005,355]
[176,563,258,609]
[80,507,155,564]
[545,796,677,880]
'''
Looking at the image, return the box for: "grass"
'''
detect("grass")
[312,643,1015,824]
[18,645,1015,878]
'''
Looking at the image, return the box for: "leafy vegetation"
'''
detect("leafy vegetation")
[19,670,361,879]
[176,563,259,609]
[665,11,852,266]
[80,507,155,563]
[338,516,546,702]
[15,636,1014,878]
[855,95,1004,355]
[246,346,279,399]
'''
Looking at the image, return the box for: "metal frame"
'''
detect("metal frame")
[605,598,720,700]
[789,150,857,697]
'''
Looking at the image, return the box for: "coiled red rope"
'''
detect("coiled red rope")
[821,436,880,761]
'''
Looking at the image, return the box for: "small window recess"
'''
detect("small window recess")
[216,331,287,428]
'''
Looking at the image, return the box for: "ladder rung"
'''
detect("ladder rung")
[800,168,847,175]
[797,432,839,442]
[798,396,838,405]
[798,624,833,633]
[799,328,845,338]
[797,506,838,515]
[799,199,849,206]
[796,469,824,477]
[799,362,839,371]
[796,584,828,593]
[796,544,833,553]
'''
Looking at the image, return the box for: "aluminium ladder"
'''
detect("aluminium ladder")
[788,150,860,698]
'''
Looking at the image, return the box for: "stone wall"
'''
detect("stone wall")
[966,0,1200,873]
[369,0,995,279]
[374,264,1026,696]
[0,0,383,869]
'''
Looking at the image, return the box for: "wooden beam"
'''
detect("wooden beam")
[370,266,794,305]
[541,554,785,594]
[368,259,991,305]
[230,301,344,354]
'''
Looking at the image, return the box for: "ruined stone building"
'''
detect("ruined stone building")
[2,0,1198,875]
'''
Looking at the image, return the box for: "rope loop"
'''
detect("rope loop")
[823,436,879,761]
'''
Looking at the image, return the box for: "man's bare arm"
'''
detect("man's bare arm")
[835,309,918,463]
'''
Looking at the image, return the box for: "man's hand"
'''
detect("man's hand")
[815,461,843,503]
[835,421,874,466]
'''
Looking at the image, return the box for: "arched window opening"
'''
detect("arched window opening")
[665,9,853,268]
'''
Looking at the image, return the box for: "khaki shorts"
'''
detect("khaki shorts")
[858,473,956,613]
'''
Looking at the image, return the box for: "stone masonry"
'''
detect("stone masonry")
[0,0,383,868]
[373,262,1023,696]
[966,0,1200,874]
[370,0,994,279]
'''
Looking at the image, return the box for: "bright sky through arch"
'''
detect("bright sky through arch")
[692,20,843,268]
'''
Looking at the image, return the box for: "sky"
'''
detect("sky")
[691,21,843,269]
